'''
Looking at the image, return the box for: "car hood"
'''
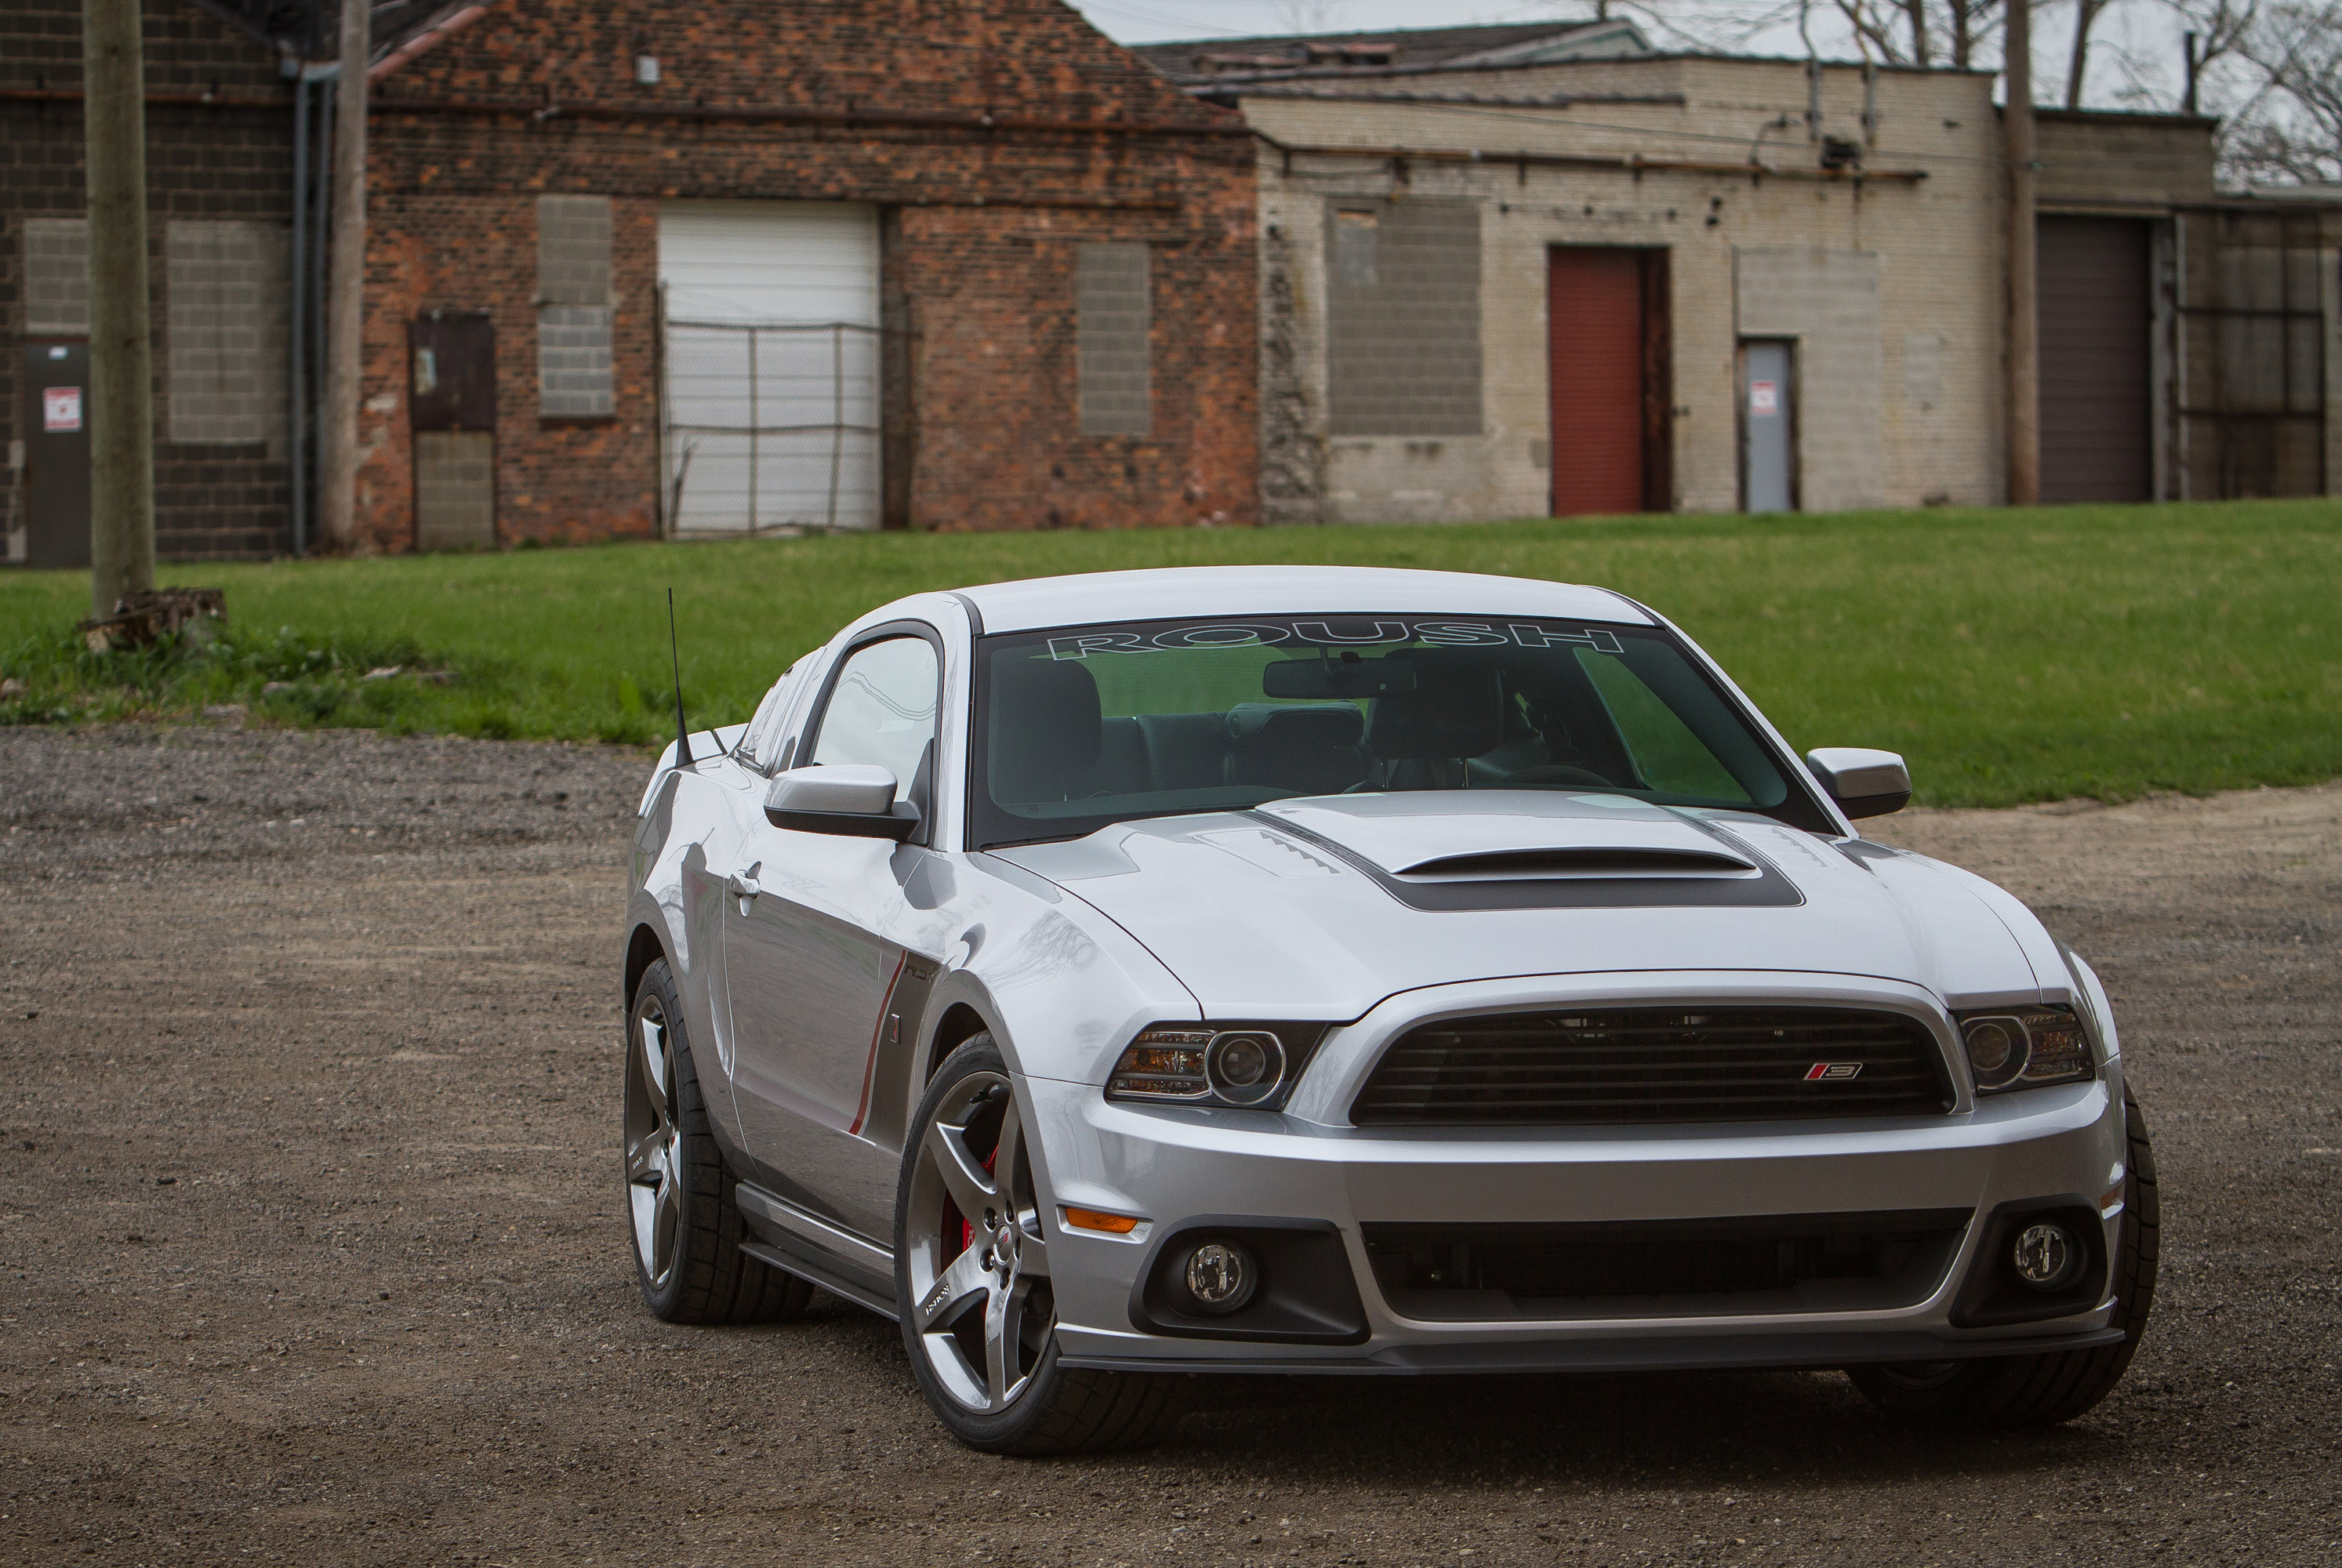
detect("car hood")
[988,792,2053,1022]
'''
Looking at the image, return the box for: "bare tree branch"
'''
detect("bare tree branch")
[2068,0,2115,105]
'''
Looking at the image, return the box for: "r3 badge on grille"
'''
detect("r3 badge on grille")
[1806,1062,1865,1080]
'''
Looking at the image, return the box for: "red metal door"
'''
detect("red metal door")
[1549,249,1645,517]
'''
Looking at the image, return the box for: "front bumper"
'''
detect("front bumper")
[1026,1065,2129,1374]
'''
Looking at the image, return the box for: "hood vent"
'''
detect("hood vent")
[1396,846,1759,882]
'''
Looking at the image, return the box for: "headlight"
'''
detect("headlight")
[1107,1025,1307,1109]
[1955,1005,2094,1093]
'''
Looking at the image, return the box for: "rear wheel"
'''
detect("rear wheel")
[1849,1084,2160,1426]
[895,1035,1180,1454]
[626,958,814,1324]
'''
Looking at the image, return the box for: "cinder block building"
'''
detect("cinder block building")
[4,0,314,564]
[4,0,1260,562]
[1135,24,2342,521]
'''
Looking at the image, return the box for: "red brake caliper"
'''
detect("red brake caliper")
[953,1146,1000,1255]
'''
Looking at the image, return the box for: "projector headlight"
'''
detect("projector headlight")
[1106,1025,1313,1110]
[1955,1005,2095,1094]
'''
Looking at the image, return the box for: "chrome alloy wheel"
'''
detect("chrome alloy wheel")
[624,991,683,1290]
[905,1071,1055,1414]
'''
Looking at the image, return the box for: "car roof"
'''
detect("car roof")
[953,565,1653,635]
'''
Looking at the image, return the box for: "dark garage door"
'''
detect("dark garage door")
[2038,216,2151,503]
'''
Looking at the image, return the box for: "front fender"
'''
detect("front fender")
[624,769,742,1147]
[879,853,1199,1165]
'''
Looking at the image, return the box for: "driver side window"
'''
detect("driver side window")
[808,635,941,792]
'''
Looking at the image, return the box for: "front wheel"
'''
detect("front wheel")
[1849,1083,2161,1426]
[625,958,814,1325]
[895,1035,1179,1454]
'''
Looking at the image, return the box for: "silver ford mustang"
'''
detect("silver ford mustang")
[620,566,2158,1453]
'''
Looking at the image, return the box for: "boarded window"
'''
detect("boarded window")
[23,218,90,333]
[1327,201,1482,437]
[166,220,285,446]
[537,195,613,417]
[1077,241,1150,436]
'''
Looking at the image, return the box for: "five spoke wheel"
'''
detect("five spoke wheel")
[624,992,683,1292]
[905,1069,1054,1414]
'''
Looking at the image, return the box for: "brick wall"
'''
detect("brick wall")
[352,0,1260,546]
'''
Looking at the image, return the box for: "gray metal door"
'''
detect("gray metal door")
[1741,339,1796,514]
[20,340,93,569]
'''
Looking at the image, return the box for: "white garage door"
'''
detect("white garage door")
[658,201,882,534]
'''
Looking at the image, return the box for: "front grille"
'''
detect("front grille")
[1350,1006,1952,1126]
[1364,1210,1974,1321]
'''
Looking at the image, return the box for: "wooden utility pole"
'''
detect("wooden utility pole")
[318,0,371,550]
[2005,0,2041,506]
[82,0,155,615]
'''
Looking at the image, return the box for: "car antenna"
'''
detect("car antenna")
[666,587,694,768]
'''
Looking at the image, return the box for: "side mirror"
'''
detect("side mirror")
[764,764,920,841]
[1805,747,1913,819]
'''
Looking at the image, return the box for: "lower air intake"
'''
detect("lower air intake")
[1366,1210,1975,1321]
[1351,1006,1953,1126]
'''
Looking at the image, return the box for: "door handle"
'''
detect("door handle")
[725,869,762,906]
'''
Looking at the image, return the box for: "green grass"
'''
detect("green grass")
[3,499,2337,808]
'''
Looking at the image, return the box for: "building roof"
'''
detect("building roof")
[1129,20,1650,89]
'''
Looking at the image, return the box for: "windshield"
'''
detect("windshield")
[968,615,1831,848]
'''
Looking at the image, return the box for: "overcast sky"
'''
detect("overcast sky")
[1064,0,2205,114]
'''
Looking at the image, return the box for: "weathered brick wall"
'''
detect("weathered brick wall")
[360,187,662,546]
[2,0,296,562]
[353,0,1259,546]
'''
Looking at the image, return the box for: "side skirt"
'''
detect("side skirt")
[736,1180,899,1321]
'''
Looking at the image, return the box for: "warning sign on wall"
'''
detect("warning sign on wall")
[1749,379,1779,417]
[44,386,82,433]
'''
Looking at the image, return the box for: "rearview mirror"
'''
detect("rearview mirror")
[765,764,920,840]
[1804,747,1913,819]
[1262,655,1419,700]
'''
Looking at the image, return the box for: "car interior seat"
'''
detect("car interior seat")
[1365,659,1505,790]
[989,657,1102,804]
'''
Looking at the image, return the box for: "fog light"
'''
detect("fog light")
[1182,1240,1257,1314]
[2011,1222,2079,1290]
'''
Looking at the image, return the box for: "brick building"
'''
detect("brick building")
[1134,24,2342,521]
[4,0,1261,562]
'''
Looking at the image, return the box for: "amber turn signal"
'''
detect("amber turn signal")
[1062,1207,1142,1235]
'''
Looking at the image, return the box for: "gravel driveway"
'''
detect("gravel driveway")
[2,724,2336,1565]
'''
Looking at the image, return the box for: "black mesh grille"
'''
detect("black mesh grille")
[1351,1006,1953,1126]
[1364,1210,1973,1320]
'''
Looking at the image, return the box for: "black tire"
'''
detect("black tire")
[625,958,815,1325]
[895,1034,1182,1455]
[1849,1083,2161,1426]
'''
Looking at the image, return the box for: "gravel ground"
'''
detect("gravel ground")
[2,722,2337,1566]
